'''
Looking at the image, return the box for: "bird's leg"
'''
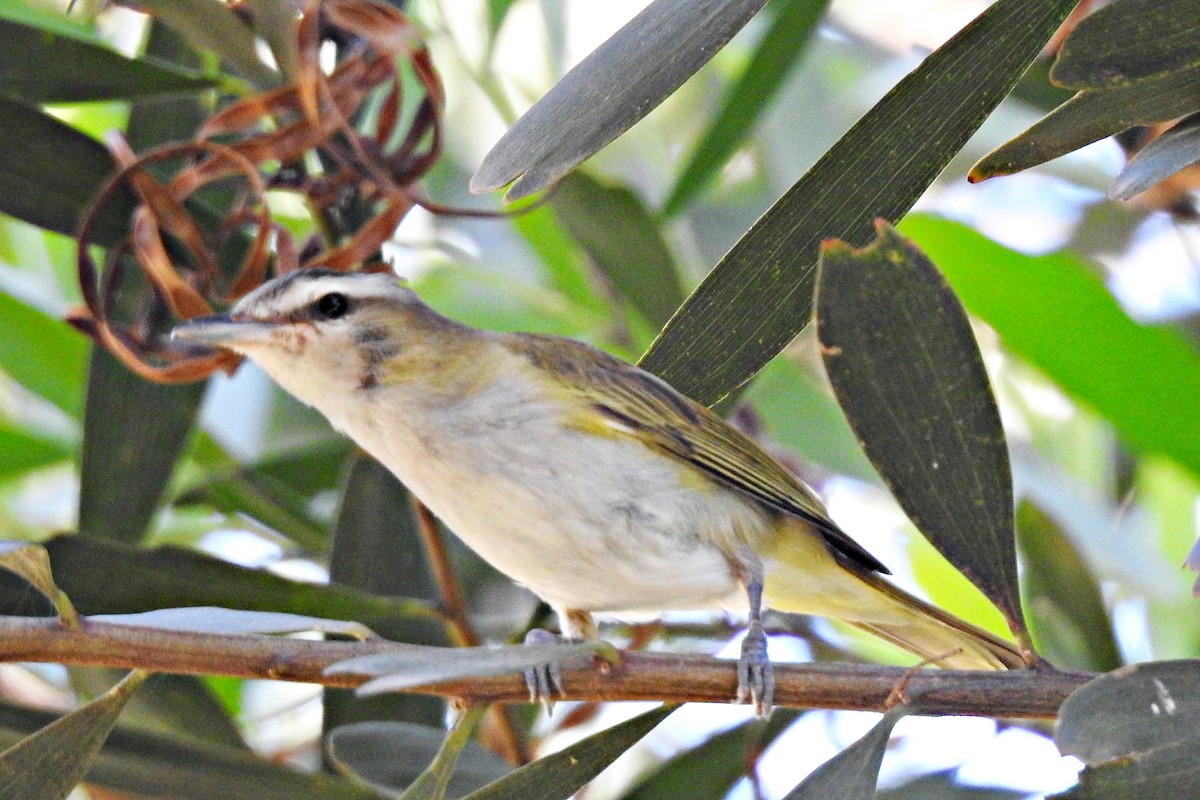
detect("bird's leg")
[523,608,596,710]
[731,545,774,714]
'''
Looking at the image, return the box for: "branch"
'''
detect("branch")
[0,616,1092,718]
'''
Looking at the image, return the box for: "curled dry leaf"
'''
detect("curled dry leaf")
[71,0,447,383]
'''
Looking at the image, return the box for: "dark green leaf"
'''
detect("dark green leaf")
[327,641,606,695]
[472,0,769,199]
[639,0,1077,405]
[1111,112,1200,200]
[0,424,70,481]
[1050,0,1200,89]
[1057,660,1200,765]
[0,96,132,242]
[0,542,64,612]
[0,291,88,417]
[325,453,448,731]
[328,708,510,799]
[901,214,1200,484]
[0,17,215,102]
[550,172,684,329]
[486,0,519,40]
[0,697,376,800]
[782,704,908,799]
[1055,661,1200,799]
[876,770,1025,800]
[0,534,434,627]
[92,606,375,638]
[73,671,245,748]
[244,0,299,78]
[134,0,278,87]
[1017,502,1121,672]
[663,0,830,216]
[0,670,145,800]
[460,705,674,800]
[78,348,206,543]
[970,64,1200,181]
[816,222,1023,635]
[622,710,800,800]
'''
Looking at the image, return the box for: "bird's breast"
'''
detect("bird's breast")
[336,374,767,614]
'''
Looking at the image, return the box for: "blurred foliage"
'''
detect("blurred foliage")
[0,0,1197,798]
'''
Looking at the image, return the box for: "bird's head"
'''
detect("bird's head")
[171,268,481,409]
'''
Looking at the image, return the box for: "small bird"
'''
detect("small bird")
[172,268,1023,710]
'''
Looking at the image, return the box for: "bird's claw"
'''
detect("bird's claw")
[523,628,566,712]
[736,622,774,715]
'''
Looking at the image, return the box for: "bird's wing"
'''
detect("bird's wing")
[509,335,889,574]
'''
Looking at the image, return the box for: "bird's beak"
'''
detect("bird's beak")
[171,314,281,349]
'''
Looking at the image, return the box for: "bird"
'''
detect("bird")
[172,267,1024,711]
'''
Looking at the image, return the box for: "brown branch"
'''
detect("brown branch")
[0,616,1093,719]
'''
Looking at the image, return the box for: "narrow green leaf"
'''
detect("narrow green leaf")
[900,214,1200,484]
[0,670,146,800]
[1017,502,1121,672]
[1111,113,1200,200]
[0,534,434,627]
[0,96,132,242]
[970,64,1200,181]
[877,770,1025,799]
[472,0,769,199]
[782,704,908,800]
[1050,0,1200,89]
[0,291,88,417]
[0,542,64,612]
[244,0,299,78]
[326,641,606,695]
[78,348,206,543]
[639,0,1077,405]
[622,710,800,800]
[663,0,830,216]
[816,222,1023,636]
[0,17,216,102]
[1055,736,1200,799]
[133,0,278,87]
[550,171,684,329]
[0,697,376,800]
[92,607,375,639]
[0,425,70,481]
[328,707,509,800]
[486,0,519,39]
[460,705,675,800]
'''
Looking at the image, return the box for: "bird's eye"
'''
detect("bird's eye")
[315,292,350,319]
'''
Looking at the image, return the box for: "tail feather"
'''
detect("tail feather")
[763,524,1025,670]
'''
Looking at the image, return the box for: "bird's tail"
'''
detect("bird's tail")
[763,526,1025,670]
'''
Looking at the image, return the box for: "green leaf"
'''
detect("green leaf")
[1111,112,1200,200]
[1017,502,1121,672]
[876,770,1025,800]
[133,0,278,87]
[0,291,88,417]
[970,64,1200,181]
[622,710,800,800]
[0,96,133,242]
[0,670,146,800]
[326,641,608,695]
[92,606,375,638]
[782,704,908,799]
[550,171,684,330]
[324,453,448,731]
[327,707,510,800]
[0,424,70,481]
[0,696,376,800]
[472,0,769,199]
[244,0,299,78]
[663,0,830,216]
[1055,660,1200,799]
[486,0,519,40]
[0,534,434,627]
[0,16,216,102]
[639,0,1077,405]
[460,705,675,800]
[0,542,68,614]
[1050,0,1200,89]
[900,214,1200,485]
[816,222,1024,636]
[78,348,206,543]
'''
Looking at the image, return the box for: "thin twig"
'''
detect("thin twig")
[0,616,1094,719]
